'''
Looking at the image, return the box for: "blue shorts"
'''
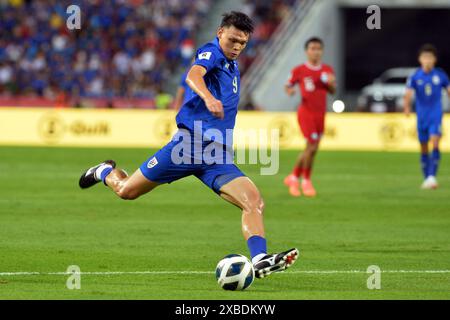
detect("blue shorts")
[417,116,442,143]
[139,131,245,194]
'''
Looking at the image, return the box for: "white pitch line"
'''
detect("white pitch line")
[0,270,449,276]
[0,271,212,276]
[291,270,450,274]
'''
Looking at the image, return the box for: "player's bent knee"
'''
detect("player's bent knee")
[242,192,264,214]
[310,143,319,152]
[431,139,440,149]
[257,197,265,214]
[305,143,318,154]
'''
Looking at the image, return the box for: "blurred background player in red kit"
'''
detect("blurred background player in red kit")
[283,37,336,197]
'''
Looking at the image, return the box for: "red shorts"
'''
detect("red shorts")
[297,107,325,144]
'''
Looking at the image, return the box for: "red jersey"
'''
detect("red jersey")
[287,62,334,114]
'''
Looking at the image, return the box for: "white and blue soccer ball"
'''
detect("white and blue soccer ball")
[215,254,255,291]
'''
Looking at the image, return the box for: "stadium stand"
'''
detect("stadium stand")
[0,0,296,108]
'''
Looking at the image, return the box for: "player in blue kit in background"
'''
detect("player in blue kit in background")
[79,12,298,278]
[173,70,192,110]
[173,57,195,111]
[404,44,450,189]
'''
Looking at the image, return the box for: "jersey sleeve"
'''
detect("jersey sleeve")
[179,71,189,89]
[287,68,299,86]
[321,65,335,85]
[406,74,416,90]
[193,45,222,73]
[326,65,335,75]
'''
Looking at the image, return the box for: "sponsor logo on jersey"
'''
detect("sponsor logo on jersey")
[417,79,424,86]
[432,75,440,85]
[147,157,158,168]
[198,52,212,60]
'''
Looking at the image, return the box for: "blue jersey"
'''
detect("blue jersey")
[140,39,246,192]
[407,67,450,120]
[175,37,240,146]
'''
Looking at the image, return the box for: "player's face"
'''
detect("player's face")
[305,42,323,64]
[217,26,250,60]
[419,52,436,71]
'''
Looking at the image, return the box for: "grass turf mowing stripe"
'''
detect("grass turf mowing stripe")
[1,147,449,299]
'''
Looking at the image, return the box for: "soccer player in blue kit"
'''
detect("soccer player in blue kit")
[79,12,298,278]
[404,44,450,189]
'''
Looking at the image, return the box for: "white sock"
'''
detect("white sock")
[94,164,112,181]
[252,253,267,264]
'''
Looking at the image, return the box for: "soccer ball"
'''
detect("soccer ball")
[215,254,255,291]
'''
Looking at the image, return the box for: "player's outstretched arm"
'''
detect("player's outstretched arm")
[186,65,224,119]
[284,83,296,96]
[403,88,414,117]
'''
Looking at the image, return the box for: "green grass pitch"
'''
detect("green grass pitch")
[0,146,449,299]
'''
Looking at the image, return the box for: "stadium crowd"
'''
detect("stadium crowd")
[0,0,296,108]
[239,0,296,76]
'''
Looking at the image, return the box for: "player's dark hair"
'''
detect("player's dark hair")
[220,11,254,34]
[304,37,323,50]
[418,43,438,58]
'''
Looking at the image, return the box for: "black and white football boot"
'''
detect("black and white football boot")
[253,248,299,279]
[79,160,116,189]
